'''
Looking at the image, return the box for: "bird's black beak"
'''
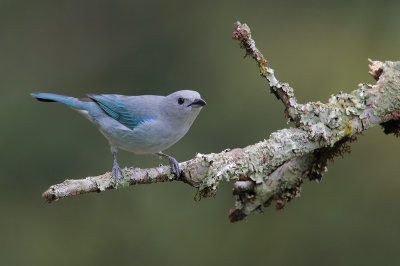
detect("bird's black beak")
[188,98,207,108]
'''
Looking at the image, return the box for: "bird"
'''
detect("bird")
[31,90,206,184]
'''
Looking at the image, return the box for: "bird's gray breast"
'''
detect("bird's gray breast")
[98,118,188,154]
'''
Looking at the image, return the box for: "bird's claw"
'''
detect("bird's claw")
[168,156,181,177]
[112,161,124,185]
[156,152,182,178]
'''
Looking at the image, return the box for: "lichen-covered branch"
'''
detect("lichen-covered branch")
[42,22,400,223]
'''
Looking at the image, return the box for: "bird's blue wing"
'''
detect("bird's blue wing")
[88,94,149,130]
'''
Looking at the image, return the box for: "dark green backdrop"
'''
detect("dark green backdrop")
[1,0,399,265]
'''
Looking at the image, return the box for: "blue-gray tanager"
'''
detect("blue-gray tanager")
[31,90,206,183]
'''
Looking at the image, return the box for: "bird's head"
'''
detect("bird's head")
[163,90,206,124]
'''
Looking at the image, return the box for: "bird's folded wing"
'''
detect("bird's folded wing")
[87,94,149,130]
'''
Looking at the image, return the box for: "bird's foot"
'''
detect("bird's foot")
[168,156,181,177]
[157,152,181,177]
[111,160,124,185]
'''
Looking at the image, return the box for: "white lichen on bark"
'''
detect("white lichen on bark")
[42,22,400,223]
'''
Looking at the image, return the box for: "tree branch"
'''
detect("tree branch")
[232,21,301,122]
[42,21,400,222]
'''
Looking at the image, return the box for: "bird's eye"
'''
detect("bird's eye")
[178,98,185,105]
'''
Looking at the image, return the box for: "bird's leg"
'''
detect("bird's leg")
[156,152,181,177]
[111,146,124,184]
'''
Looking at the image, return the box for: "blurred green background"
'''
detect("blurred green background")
[1,0,399,265]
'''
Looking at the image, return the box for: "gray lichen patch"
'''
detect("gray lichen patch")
[93,175,111,191]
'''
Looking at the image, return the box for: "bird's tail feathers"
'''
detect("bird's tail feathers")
[31,93,88,110]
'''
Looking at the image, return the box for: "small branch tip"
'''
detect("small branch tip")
[368,59,384,81]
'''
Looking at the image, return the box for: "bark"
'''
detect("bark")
[42,21,400,222]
